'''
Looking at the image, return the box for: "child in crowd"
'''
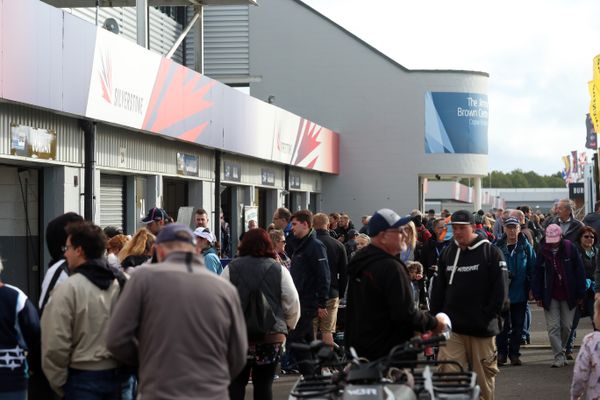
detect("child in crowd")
[407,261,425,310]
[571,298,600,400]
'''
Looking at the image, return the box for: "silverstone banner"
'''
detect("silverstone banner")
[0,0,339,174]
[425,92,488,154]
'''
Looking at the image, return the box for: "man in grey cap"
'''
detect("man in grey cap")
[107,224,247,400]
[430,210,508,400]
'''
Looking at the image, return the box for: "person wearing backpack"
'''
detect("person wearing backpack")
[222,228,300,400]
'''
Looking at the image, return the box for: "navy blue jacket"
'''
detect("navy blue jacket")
[0,284,40,392]
[290,229,330,310]
[532,239,586,310]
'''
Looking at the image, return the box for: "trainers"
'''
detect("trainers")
[551,359,564,368]
[566,353,574,361]
[498,354,507,366]
[510,356,522,366]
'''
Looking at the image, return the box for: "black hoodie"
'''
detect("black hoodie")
[345,244,438,361]
[74,258,126,290]
[430,236,508,337]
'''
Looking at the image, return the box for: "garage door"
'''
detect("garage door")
[100,174,125,230]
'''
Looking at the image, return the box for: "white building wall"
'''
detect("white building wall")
[248,0,488,220]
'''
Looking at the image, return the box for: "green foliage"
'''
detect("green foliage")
[460,170,566,188]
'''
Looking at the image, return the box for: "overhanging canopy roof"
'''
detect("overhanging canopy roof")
[42,0,257,6]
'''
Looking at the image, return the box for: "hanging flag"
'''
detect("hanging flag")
[571,150,578,174]
[579,151,588,170]
[586,114,598,149]
[594,54,600,82]
[589,81,600,132]
[562,155,571,174]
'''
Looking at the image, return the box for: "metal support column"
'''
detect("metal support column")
[284,165,290,209]
[81,120,97,221]
[136,0,149,49]
[474,176,482,211]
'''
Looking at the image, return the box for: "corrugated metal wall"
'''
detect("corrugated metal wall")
[222,155,284,188]
[199,5,250,79]
[291,168,322,193]
[96,124,214,180]
[65,7,184,64]
[0,103,82,165]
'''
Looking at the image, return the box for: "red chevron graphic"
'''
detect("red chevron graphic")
[294,119,322,166]
[143,60,215,138]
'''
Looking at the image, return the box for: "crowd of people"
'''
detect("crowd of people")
[3,198,600,399]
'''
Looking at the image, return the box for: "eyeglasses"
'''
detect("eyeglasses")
[61,244,74,252]
[583,235,595,239]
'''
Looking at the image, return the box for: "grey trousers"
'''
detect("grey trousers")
[543,300,576,360]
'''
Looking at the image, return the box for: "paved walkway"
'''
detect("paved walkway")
[256,305,592,399]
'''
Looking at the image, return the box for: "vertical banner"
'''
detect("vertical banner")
[586,114,598,149]
[571,150,578,174]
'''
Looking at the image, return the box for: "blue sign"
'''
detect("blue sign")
[425,92,488,154]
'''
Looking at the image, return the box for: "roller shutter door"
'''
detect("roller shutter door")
[100,174,125,230]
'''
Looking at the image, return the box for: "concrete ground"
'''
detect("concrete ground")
[245,305,591,399]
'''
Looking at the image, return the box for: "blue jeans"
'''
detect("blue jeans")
[1,390,27,400]
[496,301,527,357]
[64,368,131,400]
[522,302,531,341]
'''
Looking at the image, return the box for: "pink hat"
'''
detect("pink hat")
[545,224,562,244]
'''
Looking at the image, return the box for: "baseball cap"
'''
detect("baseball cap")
[503,217,520,227]
[368,208,411,237]
[545,224,562,244]
[193,227,216,243]
[450,210,474,225]
[155,224,195,245]
[347,229,358,239]
[141,207,168,224]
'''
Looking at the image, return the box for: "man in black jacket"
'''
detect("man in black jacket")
[345,208,446,362]
[288,209,331,375]
[430,210,508,400]
[313,213,348,350]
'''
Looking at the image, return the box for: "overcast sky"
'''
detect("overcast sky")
[302,0,599,176]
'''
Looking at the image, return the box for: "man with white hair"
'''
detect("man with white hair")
[544,199,584,243]
[193,227,222,274]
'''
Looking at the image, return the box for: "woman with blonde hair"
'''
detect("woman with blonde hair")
[118,228,155,270]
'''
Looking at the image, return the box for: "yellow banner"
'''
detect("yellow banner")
[594,54,600,82]
[562,155,571,173]
[589,80,600,132]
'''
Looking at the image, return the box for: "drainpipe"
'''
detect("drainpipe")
[80,120,96,221]
[214,150,222,245]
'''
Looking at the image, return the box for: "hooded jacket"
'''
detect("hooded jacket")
[531,239,586,310]
[289,229,330,310]
[41,258,121,397]
[345,244,438,361]
[430,236,508,337]
[495,233,536,304]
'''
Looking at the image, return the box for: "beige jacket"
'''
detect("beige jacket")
[41,272,120,396]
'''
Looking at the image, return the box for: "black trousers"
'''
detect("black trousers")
[287,309,317,376]
[229,360,277,400]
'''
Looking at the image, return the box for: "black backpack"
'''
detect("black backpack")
[232,262,277,341]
